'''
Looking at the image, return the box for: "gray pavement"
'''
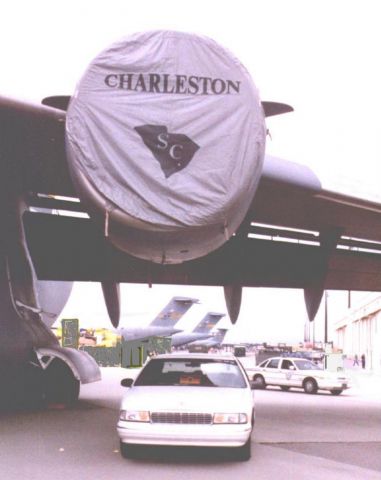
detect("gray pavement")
[0,366,380,480]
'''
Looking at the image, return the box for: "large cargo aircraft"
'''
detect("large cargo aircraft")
[118,296,198,342]
[171,312,225,348]
[187,328,229,350]
[2,30,381,406]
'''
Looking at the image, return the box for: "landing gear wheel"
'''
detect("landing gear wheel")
[44,358,80,406]
[303,378,318,394]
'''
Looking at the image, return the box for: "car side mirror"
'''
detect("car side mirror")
[121,378,134,388]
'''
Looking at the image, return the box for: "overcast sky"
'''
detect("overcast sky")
[3,0,381,343]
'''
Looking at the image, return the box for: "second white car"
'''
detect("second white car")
[247,356,350,395]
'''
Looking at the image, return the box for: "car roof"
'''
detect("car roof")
[262,357,313,362]
[150,352,237,361]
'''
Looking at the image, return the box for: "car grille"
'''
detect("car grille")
[151,412,212,424]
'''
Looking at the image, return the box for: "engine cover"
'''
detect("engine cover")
[66,30,266,263]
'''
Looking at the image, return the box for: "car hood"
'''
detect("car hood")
[121,386,253,412]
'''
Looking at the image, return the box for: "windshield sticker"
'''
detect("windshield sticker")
[180,375,201,385]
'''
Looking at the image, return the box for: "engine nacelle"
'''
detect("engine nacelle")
[66,31,266,264]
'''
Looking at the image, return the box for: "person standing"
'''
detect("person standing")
[361,353,366,369]
[353,354,359,366]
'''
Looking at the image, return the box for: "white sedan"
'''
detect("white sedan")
[117,353,255,461]
[248,357,350,395]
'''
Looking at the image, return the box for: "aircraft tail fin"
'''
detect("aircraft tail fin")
[193,312,225,333]
[150,296,198,327]
[212,327,228,342]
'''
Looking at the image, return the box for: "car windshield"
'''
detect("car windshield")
[258,360,269,368]
[293,359,323,370]
[134,358,247,388]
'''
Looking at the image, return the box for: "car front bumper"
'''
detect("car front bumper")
[317,378,350,391]
[117,421,252,447]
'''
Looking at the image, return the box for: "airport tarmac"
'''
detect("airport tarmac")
[0,367,380,480]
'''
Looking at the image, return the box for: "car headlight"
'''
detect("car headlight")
[119,410,150,422]
[213,413,248,424]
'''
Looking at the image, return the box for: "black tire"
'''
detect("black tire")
[120,441,129,459]
[253,375,266,389]
[330,389,343,395]
[235,438,251,461]
[280,386,290,391]
[303,378,318,394]
[44,359,80,406]
[120,441,140,459]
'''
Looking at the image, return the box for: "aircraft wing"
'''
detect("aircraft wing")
[2,94,381,295]
[250,155,381,292]
[17,146,381,294]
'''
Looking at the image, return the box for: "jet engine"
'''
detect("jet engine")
[65,30,266,264]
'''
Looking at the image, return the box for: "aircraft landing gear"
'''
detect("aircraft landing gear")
[43,357,80,406]
[0,358,80,411]
[0,363,45,410]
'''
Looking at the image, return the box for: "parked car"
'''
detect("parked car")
[117,353,255,460]
[247,356,350,395]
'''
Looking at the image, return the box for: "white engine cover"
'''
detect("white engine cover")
[66,30,266,263]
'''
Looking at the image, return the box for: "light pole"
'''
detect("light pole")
[324,291,328,344]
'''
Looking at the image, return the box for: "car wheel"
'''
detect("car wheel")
[280,386,290,391]
[303,378,318,394]
[253,374,266,389]
[235,438,251,461]
[330,389,343,395]
[120,441,133,459]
